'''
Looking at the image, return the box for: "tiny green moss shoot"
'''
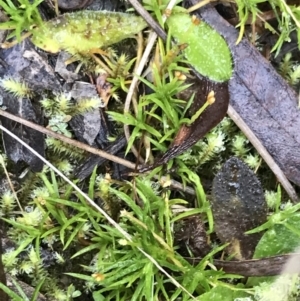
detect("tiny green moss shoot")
[0,78,32,98]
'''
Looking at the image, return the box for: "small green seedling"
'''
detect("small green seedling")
[166,13,233,82]
[30,11,147,55]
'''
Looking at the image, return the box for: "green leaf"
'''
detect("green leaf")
[0,21,18,29]
[143,262,154,300]
[254,213,300,259]
[65,272,97,282]
[108,111,137,126]
[30,11,147,55]
[131,280,144,301]
[39,172,56,195]
[41,226,60,238]
[92,291,106,301]
[0,281,24,301]
[4,236,34,266]
[31,277,46,301]
[88,166,98,199]
[199,284,249,301]
[63,218,87,250]
[170,208,204,223]
[44,197,85,210]
[71,243,101,259]
[166,12,232,82]
[125,126,141,154]
[1,218,40,236]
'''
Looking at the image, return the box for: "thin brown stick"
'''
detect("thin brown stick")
[1,32,32,49]
[0,156,23,212]
[227,105,298,202]
[187,0,213,12]
[127,0,167,40]
[123,31,146,165]
[0,109,137,170]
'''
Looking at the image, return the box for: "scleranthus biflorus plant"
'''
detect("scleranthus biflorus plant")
[108,42,191,163]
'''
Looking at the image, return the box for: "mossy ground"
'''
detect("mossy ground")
[0,0,299,300]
